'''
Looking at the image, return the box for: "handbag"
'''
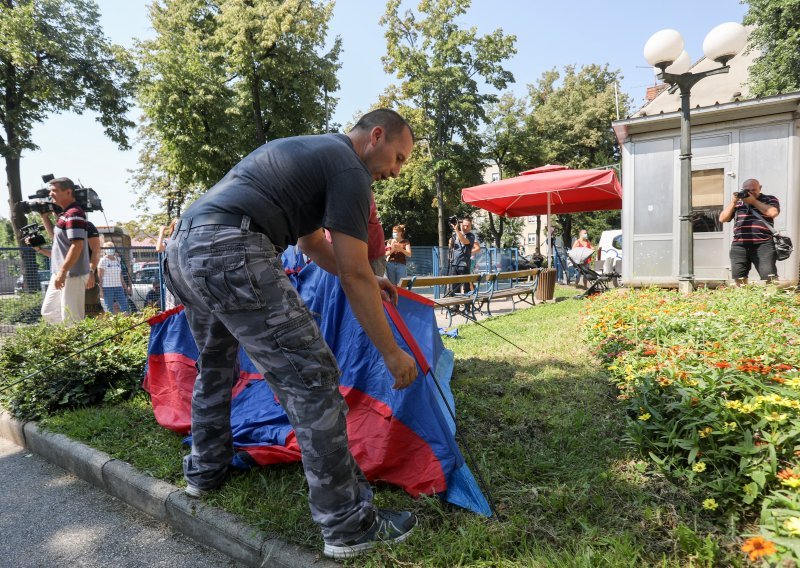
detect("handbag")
[748,206,793,261]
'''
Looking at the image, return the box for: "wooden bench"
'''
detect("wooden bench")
[397,273,483,327]
[474,268,541,316]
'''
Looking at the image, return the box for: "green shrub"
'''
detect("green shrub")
[585,286,800,564]
[0,292,44,324]
[0,311,153,420]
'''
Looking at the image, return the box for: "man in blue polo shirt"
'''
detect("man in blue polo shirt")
[39,177,90,323]
[719,177,780,285]
[164,109,419,560]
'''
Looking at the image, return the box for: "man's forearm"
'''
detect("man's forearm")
[298,230,339,274]
[339,269,398,356]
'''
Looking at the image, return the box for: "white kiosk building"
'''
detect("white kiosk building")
[613,48,800,287]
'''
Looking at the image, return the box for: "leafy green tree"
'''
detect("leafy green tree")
[527,64,628,247]
[380,0,516,248]
[0,0,135,249]
[481,92,537,248]
[744,0,800,97]
[133,0,341,219]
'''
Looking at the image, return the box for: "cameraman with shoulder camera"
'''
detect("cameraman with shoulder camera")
[448,216,480,293]
[719,178,780,285]
[37,177,91,323]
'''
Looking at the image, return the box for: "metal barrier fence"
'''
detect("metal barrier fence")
[0,244,521,335]
[406,246,520,298]
[0,246,160,336]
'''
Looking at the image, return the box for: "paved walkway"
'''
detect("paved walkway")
[0,414,335,568]
[0,436,243,568]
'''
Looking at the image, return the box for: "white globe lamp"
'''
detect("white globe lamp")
[703,22,747,65]
[644,29,684,70]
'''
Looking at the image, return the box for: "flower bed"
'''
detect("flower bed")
[585,287,800,564]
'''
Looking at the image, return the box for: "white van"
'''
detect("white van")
[596,230,622,274]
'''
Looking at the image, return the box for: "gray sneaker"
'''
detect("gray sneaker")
[323,508,417,560]
[184,484,209,498]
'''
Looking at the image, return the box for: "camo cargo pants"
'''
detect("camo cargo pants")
[164,223,374,543]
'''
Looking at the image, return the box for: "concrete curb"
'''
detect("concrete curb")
[0,411,336,568]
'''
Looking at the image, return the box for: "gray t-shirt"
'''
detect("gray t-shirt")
[52,202,89,277]
[185,133,373,248]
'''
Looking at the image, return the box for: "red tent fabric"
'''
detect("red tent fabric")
[461,165,622,217]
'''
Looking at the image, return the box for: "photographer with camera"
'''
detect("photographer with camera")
[719,178,780,285]
[448,216,480,294]
[35,177,91,323]
[31,220,102,317]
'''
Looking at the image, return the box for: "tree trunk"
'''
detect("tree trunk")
[435,171,446,250]
[249,59,266,146]
[5,154,38,292]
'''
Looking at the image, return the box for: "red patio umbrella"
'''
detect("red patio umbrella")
[461,164,622,264]
[461,164,622,217]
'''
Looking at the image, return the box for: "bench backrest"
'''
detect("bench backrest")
[485,268,541,284]
[398,273,482,289]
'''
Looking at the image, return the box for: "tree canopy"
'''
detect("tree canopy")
[133,0,341,220]
[744,0,800,97]
[0,0,135,243]
[380,0,516,248]
[526,64,628,246]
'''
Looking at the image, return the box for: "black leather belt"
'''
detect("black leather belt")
[175,213,264,234]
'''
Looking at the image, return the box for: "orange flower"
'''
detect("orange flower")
[777,467,799,480]
[714,362,731,369]
[741,537,777,561]
[642,349,657,356]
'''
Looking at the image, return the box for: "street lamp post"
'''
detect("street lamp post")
[643,23,747,294]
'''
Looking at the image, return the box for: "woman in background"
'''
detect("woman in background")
[385,225,412,285]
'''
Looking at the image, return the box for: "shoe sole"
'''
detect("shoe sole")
[184,485,206,498]
[322,526,414,560]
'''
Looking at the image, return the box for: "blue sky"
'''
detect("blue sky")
[3,0,749,225]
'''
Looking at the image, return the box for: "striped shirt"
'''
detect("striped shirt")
[732,194,780,244]
[52,202,90,276]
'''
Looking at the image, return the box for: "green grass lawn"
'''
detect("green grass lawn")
[41,287,734,567]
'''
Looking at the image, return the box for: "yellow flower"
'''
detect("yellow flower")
[784,517,800,536]
[786,378,800,388]
[724,400,742,410]
[781,477,800,489]
[692,462,707,473]
[702,498,718,510]
[638,412,651,421]
[723,422,738,431]
[765,412,788,422]
[698,427,713,438]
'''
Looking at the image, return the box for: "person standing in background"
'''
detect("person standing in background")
[385,225,411,285]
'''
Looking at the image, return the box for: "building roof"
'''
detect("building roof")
[632,45,759,118]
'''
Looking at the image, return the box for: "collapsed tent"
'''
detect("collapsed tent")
[143,258,490,515]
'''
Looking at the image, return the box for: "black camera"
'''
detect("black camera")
[20,223,46,248]
[18,174,104,215]
[18,188,56,214]
[735,190,751,199]
[448,215,459,226]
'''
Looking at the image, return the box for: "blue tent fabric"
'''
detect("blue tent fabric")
[144,255,490,516]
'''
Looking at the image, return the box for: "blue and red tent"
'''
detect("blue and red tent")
[144,255,490,515]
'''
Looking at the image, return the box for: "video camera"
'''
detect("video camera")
[18,174,104,215]
[20,223,46,248]
[734,190,751,199]
[448,215,459,226]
